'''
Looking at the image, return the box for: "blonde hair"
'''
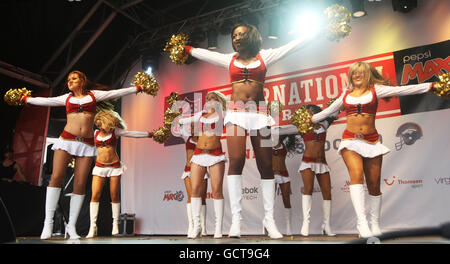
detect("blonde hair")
[348,61,391,91]
[207,91,228,111]
[94,110,127,133]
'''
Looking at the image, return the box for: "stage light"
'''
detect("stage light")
[145,66,152,75]
[392,0,417,13]
[289,12,321,38]
[207,29,218,50]
[141,56,158,75]
[350,0,366,18]
[267,16,280,39]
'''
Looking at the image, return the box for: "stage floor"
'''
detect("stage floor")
[14,234,450,244]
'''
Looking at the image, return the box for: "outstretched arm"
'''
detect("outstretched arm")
[187,46,235,68]
[115,128,152,138]
[92,86,142,102]
[375,83,433,98]
[260,32,319,67]
[312,91,345,123]
[24,94,69,107]
[271,124,299,136]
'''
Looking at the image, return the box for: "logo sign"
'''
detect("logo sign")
[384,176,423,188]
[395,122,423,151]
[163,190,185,202]
[242,186,259,201]
[393,39,450,115]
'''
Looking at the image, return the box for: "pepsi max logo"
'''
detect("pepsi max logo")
[163,190,185,202]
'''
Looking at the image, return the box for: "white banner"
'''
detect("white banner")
[121,108,450,235]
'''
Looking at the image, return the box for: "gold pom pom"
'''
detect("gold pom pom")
[290,106,319,134]
[163,108,181,128]
[152,126,172,144]
[133,72,160,96]
[166,92,180,107]
[431,73,450,98]
[4,87,32,106]
[324,4,352,42]
[164,33,189,65]
[268,100,284,116]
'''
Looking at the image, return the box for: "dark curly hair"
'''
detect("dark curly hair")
[279,134,302,157]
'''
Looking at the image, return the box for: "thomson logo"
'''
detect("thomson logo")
[384,176,423,188]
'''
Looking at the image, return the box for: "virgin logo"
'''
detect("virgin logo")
[384,176,396,186]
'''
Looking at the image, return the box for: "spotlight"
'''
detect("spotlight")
[392,0,417,13]
[207,29,218,50]
[289,12,321,38]
[350,0,366,18]
[141,55,158,75]
[267,16,280,40]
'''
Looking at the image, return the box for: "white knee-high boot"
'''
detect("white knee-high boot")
[111,202,120,235]
[186,203,193,238]
[300,194,312,236]
[40,187,61,240]
[213,199,224,238]
[86,202,99,238]
[285,208,292,236]
[200,204,207,236]
[65,194,85,239]
[227,175,242,238]
[321,200,336,236]
[349,184,372,238]
[261,179,283,239]
[189,197,202,239]
[369,194,382,236]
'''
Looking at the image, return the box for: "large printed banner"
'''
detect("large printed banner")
[130,41,450,235]
[394,39,450,114]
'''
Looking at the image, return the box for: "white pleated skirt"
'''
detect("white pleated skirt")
[338,139,390,158]
[298,162,330,174]
[92,162,127,177]
[275,174,290,184]
[224,111,275,130]
[190,153,227,167]
[51,137,97,157]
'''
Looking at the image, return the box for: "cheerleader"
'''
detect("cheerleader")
[311,61,437,237]
[181,132,208,238]
[299,105,338,237]
[271,134,299,236]
[86,110,152,238]
[178,91,228,239]
[185,23,317,239]
[22,70,146,239]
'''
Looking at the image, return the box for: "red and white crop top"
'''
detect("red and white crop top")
[66,92,97,114]
[229,54,266,85]
[311,83,433,123]
[343,86,378,116]
[302,124,327,142]
[94,128,150,148]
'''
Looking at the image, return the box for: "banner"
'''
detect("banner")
[122,41,450,235]
[393,39,450,114]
